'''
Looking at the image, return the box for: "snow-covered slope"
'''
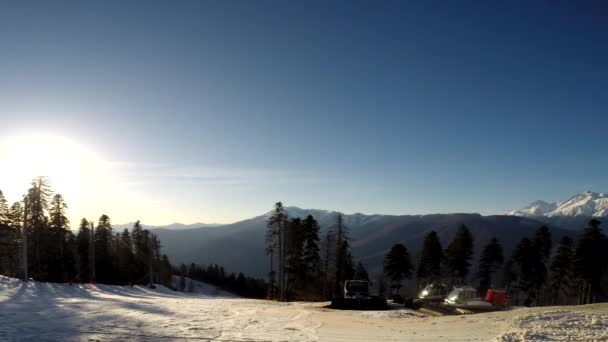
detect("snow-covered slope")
[171,275,237,298]
[507,191,608,218]
[2,275,607,341]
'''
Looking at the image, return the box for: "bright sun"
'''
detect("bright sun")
[0,134,100,203]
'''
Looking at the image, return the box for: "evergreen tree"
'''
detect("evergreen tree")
[0,191,19,276]
[531,225,551,304]
[0,190,9,225]
[321,225,336,299]
[48,194,70,282]
[301,215,321,277]
[285,217,305,299]
[384,243,413,292]
[444,224,474,283]
[8,202,23,229]
[335,239,355,292]
[573,219,608,302]
[547,236,575,305]
[76,218,91,282]
[354,262,369,281]
[417,231,443,286]
[118,229,135,283]
[477,238,504,295]
[511,238,537,305]
[25,177,52,280]
[266,202,288,300]
[332,214,350,295]
[94,214,114,283]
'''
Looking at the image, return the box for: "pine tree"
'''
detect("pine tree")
[332,214,350,295]
[354,262,369,281]
[573,219,608,302]
[384,243,413,292]
[512,238,537,305]
[94,214,114,283]
[321,226,336,299]
[444,224,474,284]
[76,218,91,282]
[531,225,551,304]
[266,202,288,300]
[118,229,135,283]
[285,217,305,299]
[301,215,321,278]
[48,194,70,282]
[0,192,19,276]
[417,231,443,287]
[335,239,355,292]
[25,177,52,280]
[477,238,504,295]
[0,190,9,225]
[547,236,575,305]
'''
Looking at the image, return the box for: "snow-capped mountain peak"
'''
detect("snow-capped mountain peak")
[507,191,608,218]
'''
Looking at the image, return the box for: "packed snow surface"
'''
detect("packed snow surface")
[1,276,607,341]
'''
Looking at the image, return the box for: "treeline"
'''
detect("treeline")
[0,177,172,288]
[177,263,266,298]
[265,202,362,301]
[379,221,608,306]
[263,202,608,306]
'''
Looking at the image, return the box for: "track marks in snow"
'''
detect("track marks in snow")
[496,310,608,341]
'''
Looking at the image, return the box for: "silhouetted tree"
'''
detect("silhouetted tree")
[417,231,443,287]
[547,236,575,305]
[266,202,288,300]
[477,238,504,295]
[573,219,608,303]
[354,262,369,281]
[384,243,413,292]
[444,224,474,283]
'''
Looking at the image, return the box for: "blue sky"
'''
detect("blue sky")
[1,1,607,224]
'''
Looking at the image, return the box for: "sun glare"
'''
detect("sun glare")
[0,134,101,204]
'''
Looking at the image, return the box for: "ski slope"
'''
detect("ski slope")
[1,276,607,341]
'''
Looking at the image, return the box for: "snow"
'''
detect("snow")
[170,275,237,298]
[1,275,607,341]
[507,191,608,218]
[496,310,608,341]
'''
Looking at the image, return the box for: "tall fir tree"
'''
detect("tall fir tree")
[354,262,369,281]
[76,218,91,282]
[547,236,575,305]
[25,177,52,280]
[384,243,413,292]
[266,202,288,300]
[417,231,443,287]
[477,238,504,295]
[48,194,71,282]
[301,215,321,278]
[573,219,608,302]
[444,224,474,284]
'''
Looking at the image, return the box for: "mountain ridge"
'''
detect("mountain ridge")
[506,191,608,218]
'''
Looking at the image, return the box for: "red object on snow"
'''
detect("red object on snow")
[485,289,507,306]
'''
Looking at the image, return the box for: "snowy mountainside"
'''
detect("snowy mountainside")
[507,191,608,218]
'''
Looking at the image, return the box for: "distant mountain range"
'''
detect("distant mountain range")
[149,207,573,278]
[505,191,608,230]
[139,192,606,278]
[506,191,608,218]
[113,222,224,231]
